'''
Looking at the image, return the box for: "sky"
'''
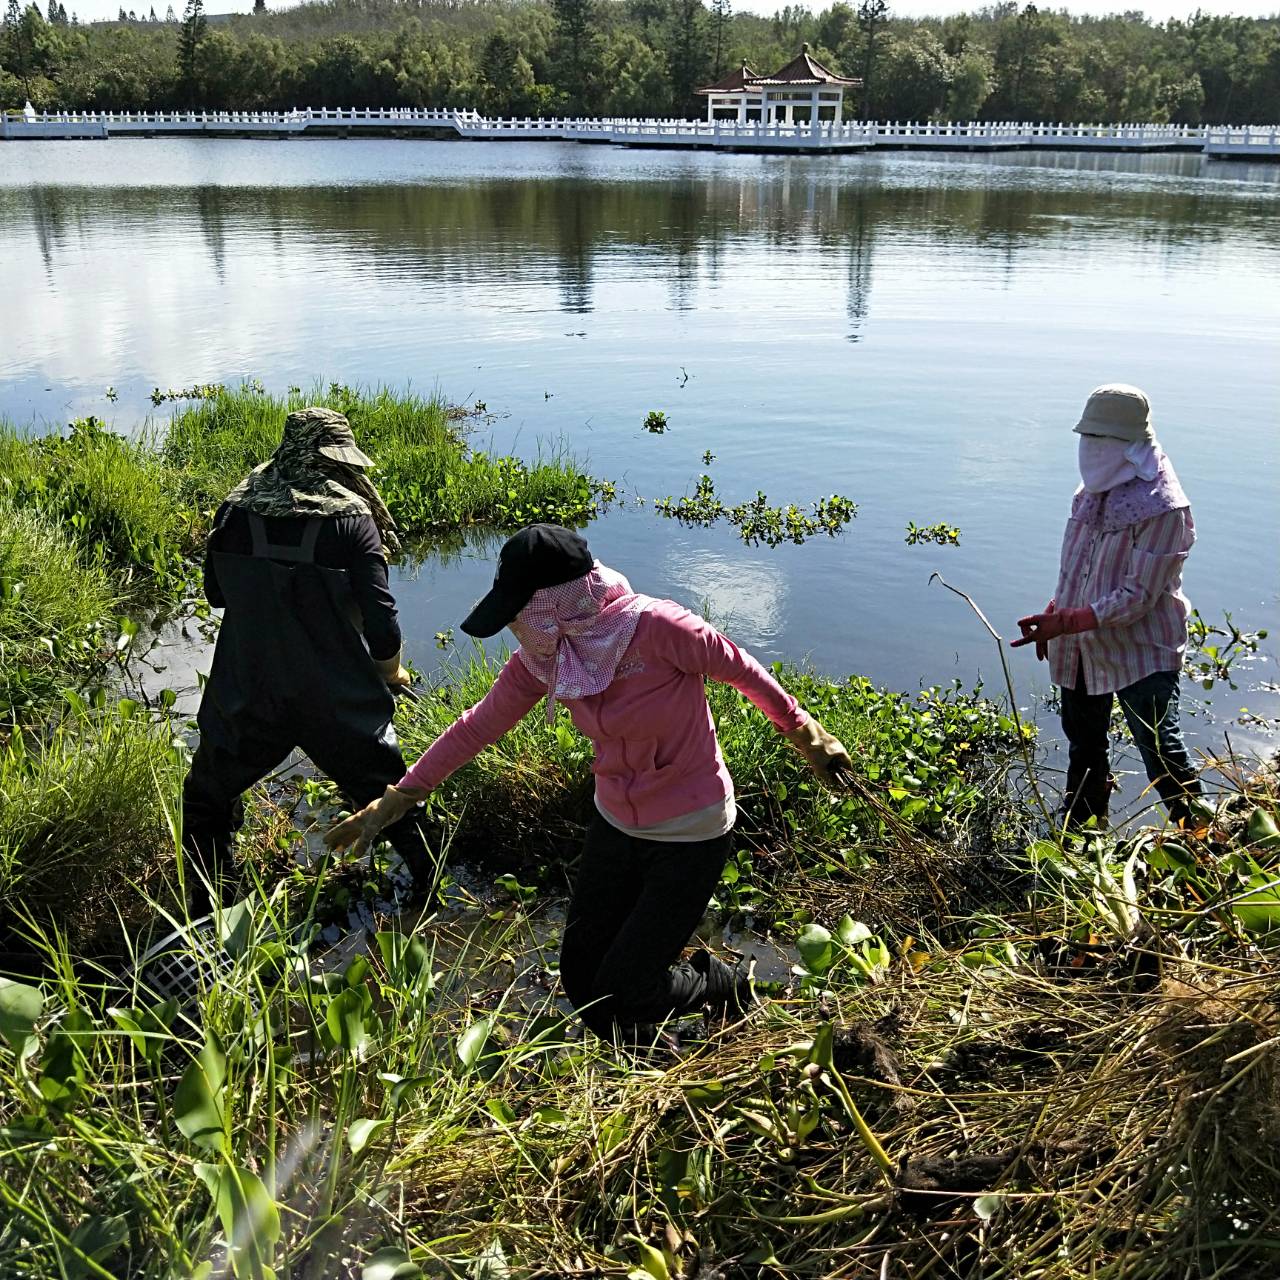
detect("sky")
[68,0,1280,35]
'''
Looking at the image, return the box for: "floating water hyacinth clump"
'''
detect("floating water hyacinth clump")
[906,520,962,546]
[652,474,857,547]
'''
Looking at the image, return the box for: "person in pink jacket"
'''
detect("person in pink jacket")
[326,524,851,1037]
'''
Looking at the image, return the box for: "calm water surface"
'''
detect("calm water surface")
[2,139,1278,804]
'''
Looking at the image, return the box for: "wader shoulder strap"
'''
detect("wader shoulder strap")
[247,513,323,564]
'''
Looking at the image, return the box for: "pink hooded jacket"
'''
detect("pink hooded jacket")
[398,600,805,828]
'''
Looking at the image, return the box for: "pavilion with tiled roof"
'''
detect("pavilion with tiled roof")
[695,45,862,125]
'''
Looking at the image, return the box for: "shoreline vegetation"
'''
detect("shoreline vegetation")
[2,1,1278,129]
[1,383,1278,1277]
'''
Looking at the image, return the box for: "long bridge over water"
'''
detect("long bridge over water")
[3,107,1278,158]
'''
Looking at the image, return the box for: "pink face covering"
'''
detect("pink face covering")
[510,562,656,720]
[1077,435,1162,494]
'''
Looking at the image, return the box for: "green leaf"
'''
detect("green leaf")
[796,923,833,974]
[974,1192,1004,1221]
[218,896,254,960]
[204,1162,281,1262]
[345,954,372,988]
[175,1039,227,1151]
[808,1022,834,1070]
[379,1071,432,1110]
[681,1079,725,1107]
[486,1097,517,1125]
[1232,872,1280,936]
[455,1016,495,1072]
[835,916,872,948]
[326,988,369,1056]
[66,1214,130,1277]
[38,1007,91,1109]
[633,1239,670,1280]
[347,1117,391,1160]
[362,1246,422,1280]
[598,1109,631,1154]
[1246,807,1280,854]
[0,978,43,1054]
[376,931,430,985]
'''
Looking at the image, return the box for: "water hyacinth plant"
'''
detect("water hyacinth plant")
[651,474,857,547]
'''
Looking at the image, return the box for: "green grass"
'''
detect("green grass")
[1,381,609,605]
[0,766,1274,1278]
[0,502,122,722]
[163,381,613,534]
[0,706,188,953]
[0,417,198,590]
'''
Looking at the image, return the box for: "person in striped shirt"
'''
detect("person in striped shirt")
[1013,384,1202,828]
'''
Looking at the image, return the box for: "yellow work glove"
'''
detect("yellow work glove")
[784,715,853,787]
[324,784,421,857]
[375,651,413,688]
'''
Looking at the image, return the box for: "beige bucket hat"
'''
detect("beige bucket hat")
[1073,384,1155,444]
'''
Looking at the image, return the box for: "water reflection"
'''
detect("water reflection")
[5,152,1277,376]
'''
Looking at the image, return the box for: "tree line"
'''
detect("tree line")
[3,0,1278,125]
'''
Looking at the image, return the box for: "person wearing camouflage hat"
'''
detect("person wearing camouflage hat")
[181,406,427,914]
[225,405,401,555]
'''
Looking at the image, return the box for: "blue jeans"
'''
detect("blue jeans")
[1059,664,1201,825]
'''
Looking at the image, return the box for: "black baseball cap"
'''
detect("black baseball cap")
[461,524,594,638]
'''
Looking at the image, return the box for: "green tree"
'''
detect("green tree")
[946,49,991,120]
[177,0,206,103]
[6,3,59,104]
[664,0,707,114]
[992,3,1055,119]
[877,30,950,121]
[818,3,855,58]
[856,0,887,119]
[551,0,597,113]
[709,0,729,78]
[480,31,536,115]
[599,29,667,115]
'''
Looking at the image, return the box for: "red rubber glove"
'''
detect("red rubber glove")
[1034,600,1054,661]
[1012,605,1096,651]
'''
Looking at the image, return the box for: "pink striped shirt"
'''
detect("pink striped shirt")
[1049,502,1195,695]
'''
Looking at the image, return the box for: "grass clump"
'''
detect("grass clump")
[0,706,188,952]
[0,503,122,722]
[0,416,198,589]
[163,381,613,534]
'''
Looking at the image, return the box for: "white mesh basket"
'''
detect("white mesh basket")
[127,917,236,1008]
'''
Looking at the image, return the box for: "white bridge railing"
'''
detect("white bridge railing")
[2,108,1277,155]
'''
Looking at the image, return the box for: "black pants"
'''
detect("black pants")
[1060,663,1201,826]
[559,811,732,1037]
[182,714,429,907]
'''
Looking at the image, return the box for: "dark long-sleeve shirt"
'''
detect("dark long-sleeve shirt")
[203,503,402,661]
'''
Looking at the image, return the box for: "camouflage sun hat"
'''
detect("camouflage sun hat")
[282,406,375,469]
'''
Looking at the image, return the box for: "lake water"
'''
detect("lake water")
[2,138,1278,811]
